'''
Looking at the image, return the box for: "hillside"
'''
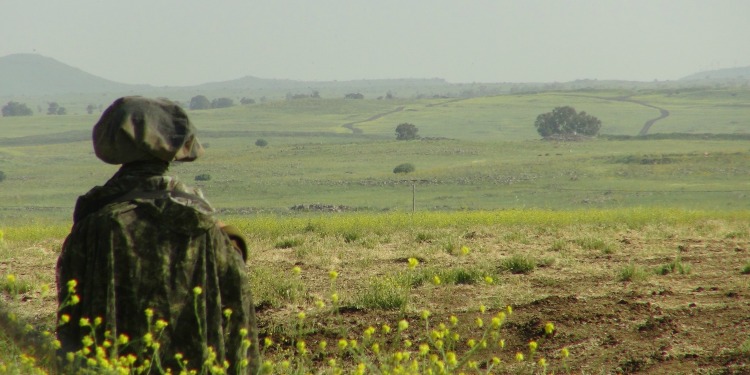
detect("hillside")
[680,65,750,81]
[2,53,749,101]
[0,54,151,96]
[0,54,470,100]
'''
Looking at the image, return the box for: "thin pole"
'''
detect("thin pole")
[412,183,415,213]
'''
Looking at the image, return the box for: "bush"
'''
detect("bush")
[535,106,601,138]
[0,171,5,182]
[500,254,536,274]
[618,263,649,282]
[393,163,415,174]
[2,101,33,116]
[395,123,419,140]
[255,139,268,147]
[194,174,211,181]
[189,95,211,110]
[211,97,234,108]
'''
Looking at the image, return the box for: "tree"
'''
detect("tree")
[2,101,33,116]
[189,95,211,110]
[534,106,601,138]
[255,139,268,147]
[86,104,97,115]
[47,102,66,115]
[395,123,419,140]
[211,97,234,109]
[393,163,415,174]
[240,97,256,105]
[345,93,364,99]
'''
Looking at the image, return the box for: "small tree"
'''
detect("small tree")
[534,106,601,138]
[211,97,234,108]
[189,95,211,110]
[48,102,67,115]
[395,123,419,140]
[86,104,97,115]
[240,97,256,105]
[255,139,268,147]
[2,101,33,116]
[393,163,415,174]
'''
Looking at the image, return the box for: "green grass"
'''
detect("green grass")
[500,254,536,275]
[3,88,750,225]
[617,263,649,282]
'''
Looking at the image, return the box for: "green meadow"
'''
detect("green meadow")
[1,89,749,225]
[1,88,750,373]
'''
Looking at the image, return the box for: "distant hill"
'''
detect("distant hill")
[680,65,750,81]
[0,54,457,99]
[0,54,152,96]
[2,53,748,100]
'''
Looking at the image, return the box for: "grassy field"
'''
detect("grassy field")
[0,88,749,373]
[1,89,749,225]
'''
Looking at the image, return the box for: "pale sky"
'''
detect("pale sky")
[2,0,749,86]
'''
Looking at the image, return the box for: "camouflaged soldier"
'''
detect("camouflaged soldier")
[56,96,260,374]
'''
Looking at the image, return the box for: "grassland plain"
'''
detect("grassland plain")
[2,90,750,225]
[0,89,749,373]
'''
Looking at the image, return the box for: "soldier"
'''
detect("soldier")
[56,96,260,374]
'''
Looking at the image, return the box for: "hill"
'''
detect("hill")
[0,54,471,100]
[3,53,750,101]
[680,65,750,82]
[0,54,151,96]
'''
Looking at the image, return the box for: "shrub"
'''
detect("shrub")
[255,139,268,147]
[741,262,750,275]
[342,231,360,243]
[395,123,419,140]
[353,276,407,310]
[655,258,691,275]
[194,174,211,181]
[617,263,649,282]
[500,254,536,274]
[393,163,415,174]
[435,267,486,285]
[275,238,304,249]
[0,171,5,182]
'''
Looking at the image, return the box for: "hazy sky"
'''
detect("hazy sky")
[2,0,749,86]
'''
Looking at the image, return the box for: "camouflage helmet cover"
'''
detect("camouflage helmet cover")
[93,96,204,164]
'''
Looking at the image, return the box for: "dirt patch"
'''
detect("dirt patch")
[2,220,749,374]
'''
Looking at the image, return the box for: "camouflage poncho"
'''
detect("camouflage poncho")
[56,161,260,374]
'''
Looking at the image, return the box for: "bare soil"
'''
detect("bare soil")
[2,222,749,374]
[251,224,750,374]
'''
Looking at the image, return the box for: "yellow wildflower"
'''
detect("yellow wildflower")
[544,321,555,335]
[398,319,409,332]
[408,257,419,269]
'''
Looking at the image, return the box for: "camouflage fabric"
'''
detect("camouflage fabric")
[93,96,204,165]
[56,161,260,374]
